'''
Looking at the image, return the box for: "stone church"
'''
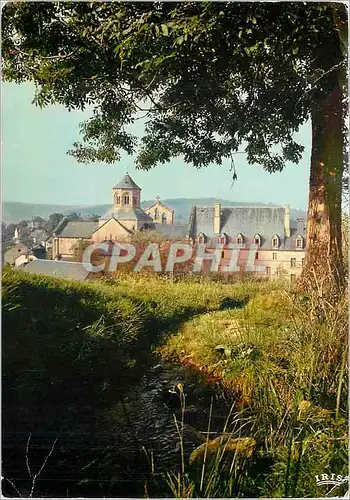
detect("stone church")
[144,196,175,225]
[52,174,176,260]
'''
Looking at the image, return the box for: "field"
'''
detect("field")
[2,267,348,497]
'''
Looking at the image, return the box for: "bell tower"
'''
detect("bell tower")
[112,173,141,209]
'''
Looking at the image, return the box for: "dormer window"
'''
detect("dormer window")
[236,233,244,245]
[272,234,279,249]
[198,232,206,244]
[219,233,227,245]
[296,235,304,249]
[254,234,261,247]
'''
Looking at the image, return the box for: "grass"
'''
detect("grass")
[158,280,348,497]
[2,267,348,498]
[2,267,267,497]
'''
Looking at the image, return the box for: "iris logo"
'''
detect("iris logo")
[315,473,349,498]
[315,473,348,487]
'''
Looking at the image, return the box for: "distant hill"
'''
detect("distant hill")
[2,199,306,225]
[2,202,110,225]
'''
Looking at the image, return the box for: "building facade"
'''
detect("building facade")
[144,196,175,225]
[52,173,166,259]
[187,203,306,280]
[4,243,29,266]
[92,174,154,242]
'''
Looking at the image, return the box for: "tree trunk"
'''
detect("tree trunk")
[304,4,347,292]
[305,78,344,289]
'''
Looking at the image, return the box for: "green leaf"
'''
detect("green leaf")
[175,35,184,45]
[161,24,169,36]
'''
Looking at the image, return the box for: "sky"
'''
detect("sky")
[2,82,310,209]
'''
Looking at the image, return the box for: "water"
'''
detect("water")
[2,360,234,498]
[100,360,234,494]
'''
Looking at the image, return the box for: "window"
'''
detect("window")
[266,266,271,275]
[254,234,261,247]
[219,233,227,245]
[162,213,167,224]
[221,251,225,259]
[198,233,206,244]
[110,234,112,240]
[291,258,296,267]
[290,274,296,282]
[272,252,277,260]
[296,236,304,249]
[116,195,121,205]
[123,193,130,205]
[302,258,305,267]
[272,235,279,248]
[133,197,138,206]
[236,233,244,245]
[255,252,259,260]
[154,208,159,219]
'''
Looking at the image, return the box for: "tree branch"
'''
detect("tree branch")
[25,433,32,478]
[9,48,78,60]
[24,435,58,498]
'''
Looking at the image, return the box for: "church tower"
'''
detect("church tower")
[112,173,141,209]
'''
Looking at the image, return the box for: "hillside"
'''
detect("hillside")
[3,199,307,224]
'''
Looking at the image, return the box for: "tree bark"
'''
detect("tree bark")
[305,78,344,289]
[304,4,347,291]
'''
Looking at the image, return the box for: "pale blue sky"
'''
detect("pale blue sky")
[2,82,310,208]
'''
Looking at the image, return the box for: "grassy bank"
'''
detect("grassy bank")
[2,268,347,497]
[2,268,267,497]
[159,284,348,497]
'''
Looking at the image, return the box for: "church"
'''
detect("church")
[52,173,176,260]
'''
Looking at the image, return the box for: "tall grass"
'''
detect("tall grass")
[2,267,267,497]
[159,277,348,497]
[3,267,347,497]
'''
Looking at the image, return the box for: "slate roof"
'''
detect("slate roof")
[188,205,306,251]
[29,229,47,240]
[21,259,89,281]
[153,223,188,239]
[99,208,153,223]
[52,217,69,236]
[55,221,98,238]
[113,174,141,190]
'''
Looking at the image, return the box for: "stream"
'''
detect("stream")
[3,359,235,498]
[95,359,234,497]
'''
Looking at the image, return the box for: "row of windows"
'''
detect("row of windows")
[218,250,305,267]
[102,229,136,241]
[266,258,305,274]
[198,232,304,249]
[115,193,138,206]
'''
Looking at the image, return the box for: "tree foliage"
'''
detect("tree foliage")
[2,2,347,171]
[2,2,348,284]
[44,212,65,235]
